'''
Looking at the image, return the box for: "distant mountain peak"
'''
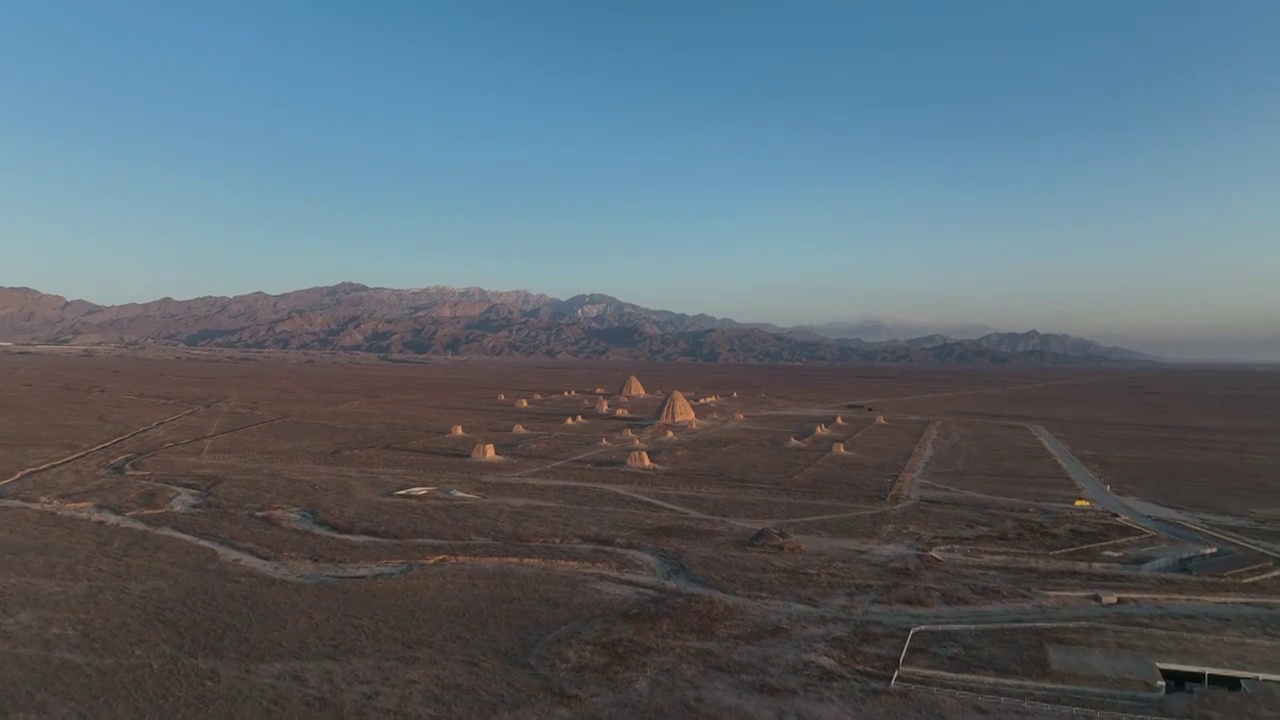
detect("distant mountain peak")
[0,282,1151,365]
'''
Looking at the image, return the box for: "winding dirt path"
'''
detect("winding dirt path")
[274,509,708,590]
[0,498,406,582]
[0,406,205,492]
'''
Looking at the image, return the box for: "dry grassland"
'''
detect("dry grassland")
[3,351,1279,717]
[925,421,1082,503]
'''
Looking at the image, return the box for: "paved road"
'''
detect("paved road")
[1029,425,1214,548]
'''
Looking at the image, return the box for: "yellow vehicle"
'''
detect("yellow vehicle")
[1073,499,1092,507]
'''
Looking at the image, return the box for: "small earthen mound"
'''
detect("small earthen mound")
[786,437,804,448]
[614,408,630,416]
[563,417,575,425]
[626,451,653,469]
[511,424,527,433]
[833,415,845,425]
[533,393,543,400]
[813,423,829,435]
[449,425,465,436]
[731,391,738,397]
[574,415,586,424]
[497,393,506,400]
[618,375,646,398]
[732,412,745,420]
[747,526,798,551]
[515,399,529,408]
[631,437,642,447]
[830,442,847,455]
[594,387,605,393]
[664,429,675,439]
[599,437,611,446]
[595,398,609,413]
[621,428,636,438]
[470,443,498,460]
[747,525,788,545]
[875,415,887,425]
[687,419,698,428]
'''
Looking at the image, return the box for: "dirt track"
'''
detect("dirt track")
[0,405,204,490]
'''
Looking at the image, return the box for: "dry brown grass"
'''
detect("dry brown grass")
[3,351,1279,717]
[925,421,1081,503]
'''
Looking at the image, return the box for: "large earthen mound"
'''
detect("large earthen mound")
[618,375,646,398]
[470,443,498,460]
[654,390,697,426]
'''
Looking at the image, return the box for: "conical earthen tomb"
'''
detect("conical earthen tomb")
[653,390,697,426]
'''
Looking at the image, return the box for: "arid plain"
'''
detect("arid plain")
[2,348,1279,718]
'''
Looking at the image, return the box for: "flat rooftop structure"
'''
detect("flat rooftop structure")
[1049,532,1214,570]
[899,622,1280,698]
[1156,662,1280,683]
[1188,551,1276,578]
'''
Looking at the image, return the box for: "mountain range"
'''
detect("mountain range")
[0,283,1152,365]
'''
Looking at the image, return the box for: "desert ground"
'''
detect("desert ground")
[2,347,1279,718]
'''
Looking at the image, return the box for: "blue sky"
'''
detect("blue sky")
[1,1,1277,340]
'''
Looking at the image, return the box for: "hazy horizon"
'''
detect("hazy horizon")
[3,2,1277,353]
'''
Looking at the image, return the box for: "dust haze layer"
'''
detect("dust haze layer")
[0,283,1152,365]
